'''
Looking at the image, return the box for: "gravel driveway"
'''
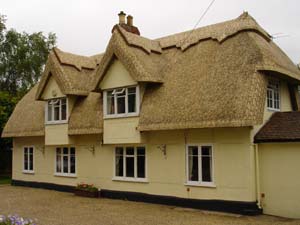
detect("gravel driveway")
[0,185,298,225]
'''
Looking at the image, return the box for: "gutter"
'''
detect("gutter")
[253,144,262,209]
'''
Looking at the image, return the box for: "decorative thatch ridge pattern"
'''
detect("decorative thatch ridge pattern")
[3,12,300,137]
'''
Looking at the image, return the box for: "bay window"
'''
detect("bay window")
[186,144,214,186]
[46,98,67,123]
[104,86,139,118]
[114,146,146,181]
[55,147,76,176]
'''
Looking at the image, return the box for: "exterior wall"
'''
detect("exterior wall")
[41,76,65,100]
[99,60,137,90]
[103,117,144,144]
[12,127,256,202]
[259,143,300,218]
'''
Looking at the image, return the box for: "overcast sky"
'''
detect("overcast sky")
[1,0,300,63]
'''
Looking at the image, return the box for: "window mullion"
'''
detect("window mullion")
[114,93,117,115]
[198,146,202,183]
[123,151,126,178]
[125,88,128,114]
[134,148,137,178]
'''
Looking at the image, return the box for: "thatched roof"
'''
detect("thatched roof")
[3,12,300,137]
[68,92,103,135]
[2,85,45,137]
[36,48,103,99]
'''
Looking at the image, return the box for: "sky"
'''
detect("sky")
[1,0,300,63]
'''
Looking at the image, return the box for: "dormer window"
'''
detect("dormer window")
[267,80,280,111]
[46,97,67,124]
[104,86,139,118]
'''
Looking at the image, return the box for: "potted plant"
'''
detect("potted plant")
[74,183,99,198]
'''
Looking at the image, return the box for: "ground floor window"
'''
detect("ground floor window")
[55,147,76,176]
[23,147,34,173]
[115,146,146,181]
[186,144,213,185]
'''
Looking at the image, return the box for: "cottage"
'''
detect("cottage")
[3,11,300,218]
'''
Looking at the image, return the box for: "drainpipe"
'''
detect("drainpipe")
[253,144,262,209]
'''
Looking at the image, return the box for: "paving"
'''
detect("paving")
[0,185,298,225]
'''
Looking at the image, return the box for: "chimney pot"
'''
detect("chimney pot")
[127,15,133,26]
[118,11,126,24]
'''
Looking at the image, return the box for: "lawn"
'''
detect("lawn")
[0,176,11,185]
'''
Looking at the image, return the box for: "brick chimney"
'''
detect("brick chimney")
[112,11,140,35]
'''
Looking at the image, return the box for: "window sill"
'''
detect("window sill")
[104,114,139,119]
[267,108,280,112]
[112,177,148,183]
[54,173,77,178]
[45,121,68,125]
[22,170,35,174]
[184,182,216,188]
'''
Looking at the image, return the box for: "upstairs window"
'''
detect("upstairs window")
[267,80,280,111]
[46,98,67,123]
[104,86,139,118]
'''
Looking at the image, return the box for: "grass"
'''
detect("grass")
[0,176,11,185]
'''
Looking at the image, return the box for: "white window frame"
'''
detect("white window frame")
[267,80,280,111]
[54,147,77,177]
[185,144,215,187]
[23,146,34,174]
[45,97,68,124]
[113,146,147,183]
[103,85,140,119]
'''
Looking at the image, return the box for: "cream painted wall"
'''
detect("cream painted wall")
[12,127,257,202]
[45,124,73,146]
[41,76,65,100]
[99,60,137,90]
[259,143,300,218]
[103,117,144,144]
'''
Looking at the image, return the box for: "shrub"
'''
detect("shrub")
[0,215,36,225]
[76,183,98,192]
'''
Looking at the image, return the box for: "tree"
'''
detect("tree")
[0,14,56,150]
[0,14,56,95]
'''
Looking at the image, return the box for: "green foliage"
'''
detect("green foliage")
[0,14,56,150]
[76,183,99,192]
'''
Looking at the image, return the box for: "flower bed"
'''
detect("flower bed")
[0,215,36,225]
[74,183,99,198]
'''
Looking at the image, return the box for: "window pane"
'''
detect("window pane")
[54,105,60,120]
[56,148,61,155]
[188,146,198,181]
[137,147,145,155]
[63,156,69,173]
[116,147,123,155]
[61,102,66,120]
[128,87,136,113]
[201,146,212,182]
[107,91,115,115]
[56,154,61,173]
[70,147,75,155]
[63,147,68,155]
[24,150,28,170]
[70,155,76,174]
[137,155,145,178]
[126,147,134,155]
[29,153,33,171]
[47,103,52,121]
[117,95,125,114]
[126,157,134,177]
[115,154,123,177]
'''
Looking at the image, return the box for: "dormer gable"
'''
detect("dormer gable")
[41,75,65,100]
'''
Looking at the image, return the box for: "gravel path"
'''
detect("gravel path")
[0,185,298,225]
